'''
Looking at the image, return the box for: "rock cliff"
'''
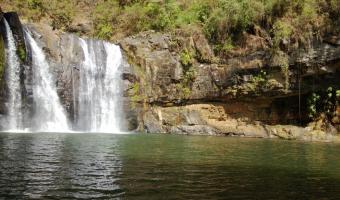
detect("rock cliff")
[119,29,340,141]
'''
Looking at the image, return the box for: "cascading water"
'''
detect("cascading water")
[1,24,124,133]
[24,30,70,132]
[77,38,123,133]
[3,19,23,131]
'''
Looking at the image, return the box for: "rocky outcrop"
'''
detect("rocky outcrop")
[140,103,338,141]
[120,31,340,102]
[120,30,340,141]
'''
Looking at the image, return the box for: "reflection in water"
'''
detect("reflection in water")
[118,135,340,199]
[0,133,340,199]
[0,133,123,199]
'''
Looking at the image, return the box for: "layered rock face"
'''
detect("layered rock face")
[120,30,340,140]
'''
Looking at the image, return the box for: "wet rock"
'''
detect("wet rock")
[267,125,307,140]
[143,110,165,133]
[170,125,220,135]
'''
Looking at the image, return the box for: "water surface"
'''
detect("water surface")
[0,133,339,199]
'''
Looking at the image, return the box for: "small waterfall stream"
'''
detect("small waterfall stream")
[3,19,23,131]
[24,30,70,132]
[77,38,123,133]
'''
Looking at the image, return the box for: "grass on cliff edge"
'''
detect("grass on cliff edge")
[1,0,339,49]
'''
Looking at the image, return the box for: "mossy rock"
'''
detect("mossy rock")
[17,45,26,62]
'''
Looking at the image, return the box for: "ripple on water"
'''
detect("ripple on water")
[0,133,340,199]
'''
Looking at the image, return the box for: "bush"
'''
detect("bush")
[307,87,337,120]
[95,24,113,40]
[272,20,293,48]
[50,11,73,30]
[180,48,194,68]
[21,0,46,21]
[307,93,321,119]
[92,1,119,39]
[204,0,265,44]
[27,0,43,9]
[175,1,213,26]
[2,0,338,45]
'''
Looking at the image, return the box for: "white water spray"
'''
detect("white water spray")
[77,38,123,133]
[25,30,69,132]
[3,19,23,131]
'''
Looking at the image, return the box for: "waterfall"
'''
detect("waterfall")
[1,25,124,133]
[77,38,123,133]
[3,19,23,131]
[24,30,70,132]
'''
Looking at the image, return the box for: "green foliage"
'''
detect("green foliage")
[204,0,264,44]
[183,68,197,85]
[178,48,197,99]
[1,0,74,28]
[307,87,337,120]
[27,0,43,9]
[180,48,194,68]
[48,0,74,31]
[175,1,214,26]
[324,87,335,116]
[272,20,293,48]
[2,0,339,45]
[95,23,114,40]
[17,46,26,62]
[182,87,191,99]
[129,82,145,108]
[130,82,142,102]
[50,11,72,31]
[123,0,215,32]
[92,1,119,39]
[252,70,267,85]
[237,70,269,96]
[21,0,46,21]
[147,2,179,31]
[307,93,320,119]
[222,37,234,52]
[175,83,191,99]
[214,37,234,53]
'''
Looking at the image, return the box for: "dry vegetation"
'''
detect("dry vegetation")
[1,0,339,43]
